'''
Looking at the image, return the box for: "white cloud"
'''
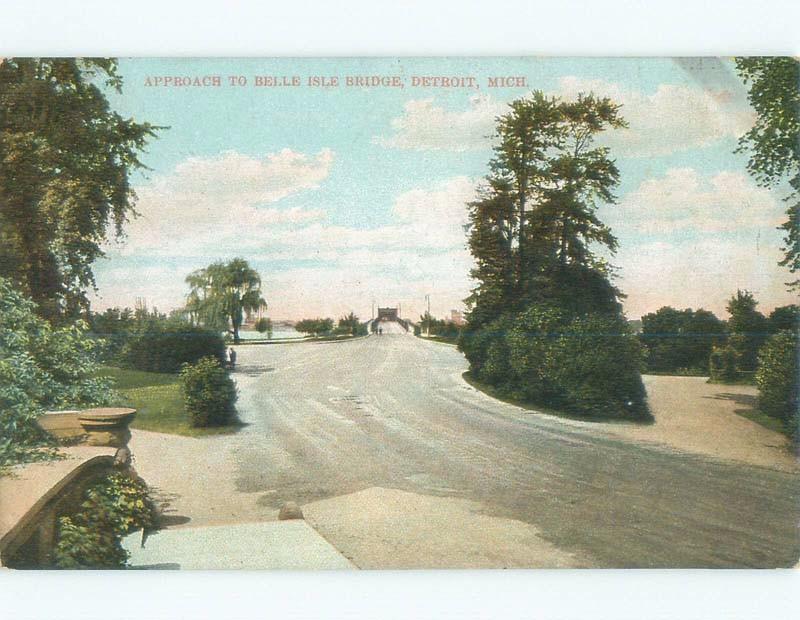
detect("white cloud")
[616,237,797,319]
[606,167,794,317]
[97,174,479,319]
[611,168,783,234]
[199,175,476,257]
[373,96,504,151]
[556,76,754,156]
[374,78,752,156]
[114,149,333,255]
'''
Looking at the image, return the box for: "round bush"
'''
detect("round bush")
[180,357,238,427]
[709,345,740,382]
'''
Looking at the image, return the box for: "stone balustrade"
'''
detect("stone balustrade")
[1,406,138,568]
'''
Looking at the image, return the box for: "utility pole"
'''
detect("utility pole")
[425,294,431,336]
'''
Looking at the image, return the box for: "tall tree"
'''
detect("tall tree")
[725,289,769,371]
[0,58,159,320]
[466,91,626,324]
[185,258,267,344]
[735,57,800,290]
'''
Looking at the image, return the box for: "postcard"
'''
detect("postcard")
[0,57,797,570]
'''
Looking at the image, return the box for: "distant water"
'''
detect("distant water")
[237,327,304,340]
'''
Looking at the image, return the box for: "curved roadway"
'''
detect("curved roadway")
[230,330,799,568]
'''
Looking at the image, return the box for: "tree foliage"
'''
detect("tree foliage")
[735,57,800,289]
[461,91,646,420]
[419,312,461,340]
[725,289,769,371]
[295,317,334,337]
[185,258,267,344]
[88,304,167,361]
[0,58,159,320]
[755,330,799,437]
[337,312,366,336]
[254,317,272,337]
[467,91,627,324]
[768,304,799,333]
[640,306,726,373]
[0,277,112,468]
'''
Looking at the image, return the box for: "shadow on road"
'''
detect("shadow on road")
[704,392,758,410]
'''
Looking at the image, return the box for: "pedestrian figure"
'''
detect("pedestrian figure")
[379,327,383,336]
[228,347,237,369]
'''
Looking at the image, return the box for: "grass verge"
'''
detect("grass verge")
[97,366,240,437]
[732,407,790,436]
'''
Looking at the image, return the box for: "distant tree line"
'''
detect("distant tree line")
[295,313,367,338]
[88,304,226,374]
[640,290,797,442]
[639,294,797,376]
[416,312,462,341]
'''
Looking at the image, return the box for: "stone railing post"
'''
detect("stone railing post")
[77,408,136,448]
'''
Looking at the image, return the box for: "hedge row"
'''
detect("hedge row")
[119,323,225,374]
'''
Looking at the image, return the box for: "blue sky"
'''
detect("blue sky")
[91,57,797,320]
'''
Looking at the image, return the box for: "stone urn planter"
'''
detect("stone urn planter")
[77,408,136,447]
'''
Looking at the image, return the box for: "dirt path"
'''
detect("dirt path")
[591,376,797,473]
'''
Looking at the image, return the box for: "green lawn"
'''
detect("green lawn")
[97,366,240,437]
[731,404,792,437]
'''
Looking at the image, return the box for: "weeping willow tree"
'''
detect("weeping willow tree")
[185,258,267,344]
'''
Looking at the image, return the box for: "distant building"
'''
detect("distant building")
[450,309,466,326]
[377,307,399,321]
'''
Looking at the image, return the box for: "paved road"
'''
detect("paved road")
[230,330,799,568]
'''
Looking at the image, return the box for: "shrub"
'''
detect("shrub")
[709,344,740,382]
[0,277,112,468]
[461,304,649,420]
[295,318,334,337]
[756,331,799,434]
[120,322,225,374]
[180,357,238,427]
[254,317,272,336]
[459,313,513,378]
[548,314,648,419]
[53,472,155,569]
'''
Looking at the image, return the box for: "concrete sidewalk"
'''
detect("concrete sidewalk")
[122,520,354,569]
